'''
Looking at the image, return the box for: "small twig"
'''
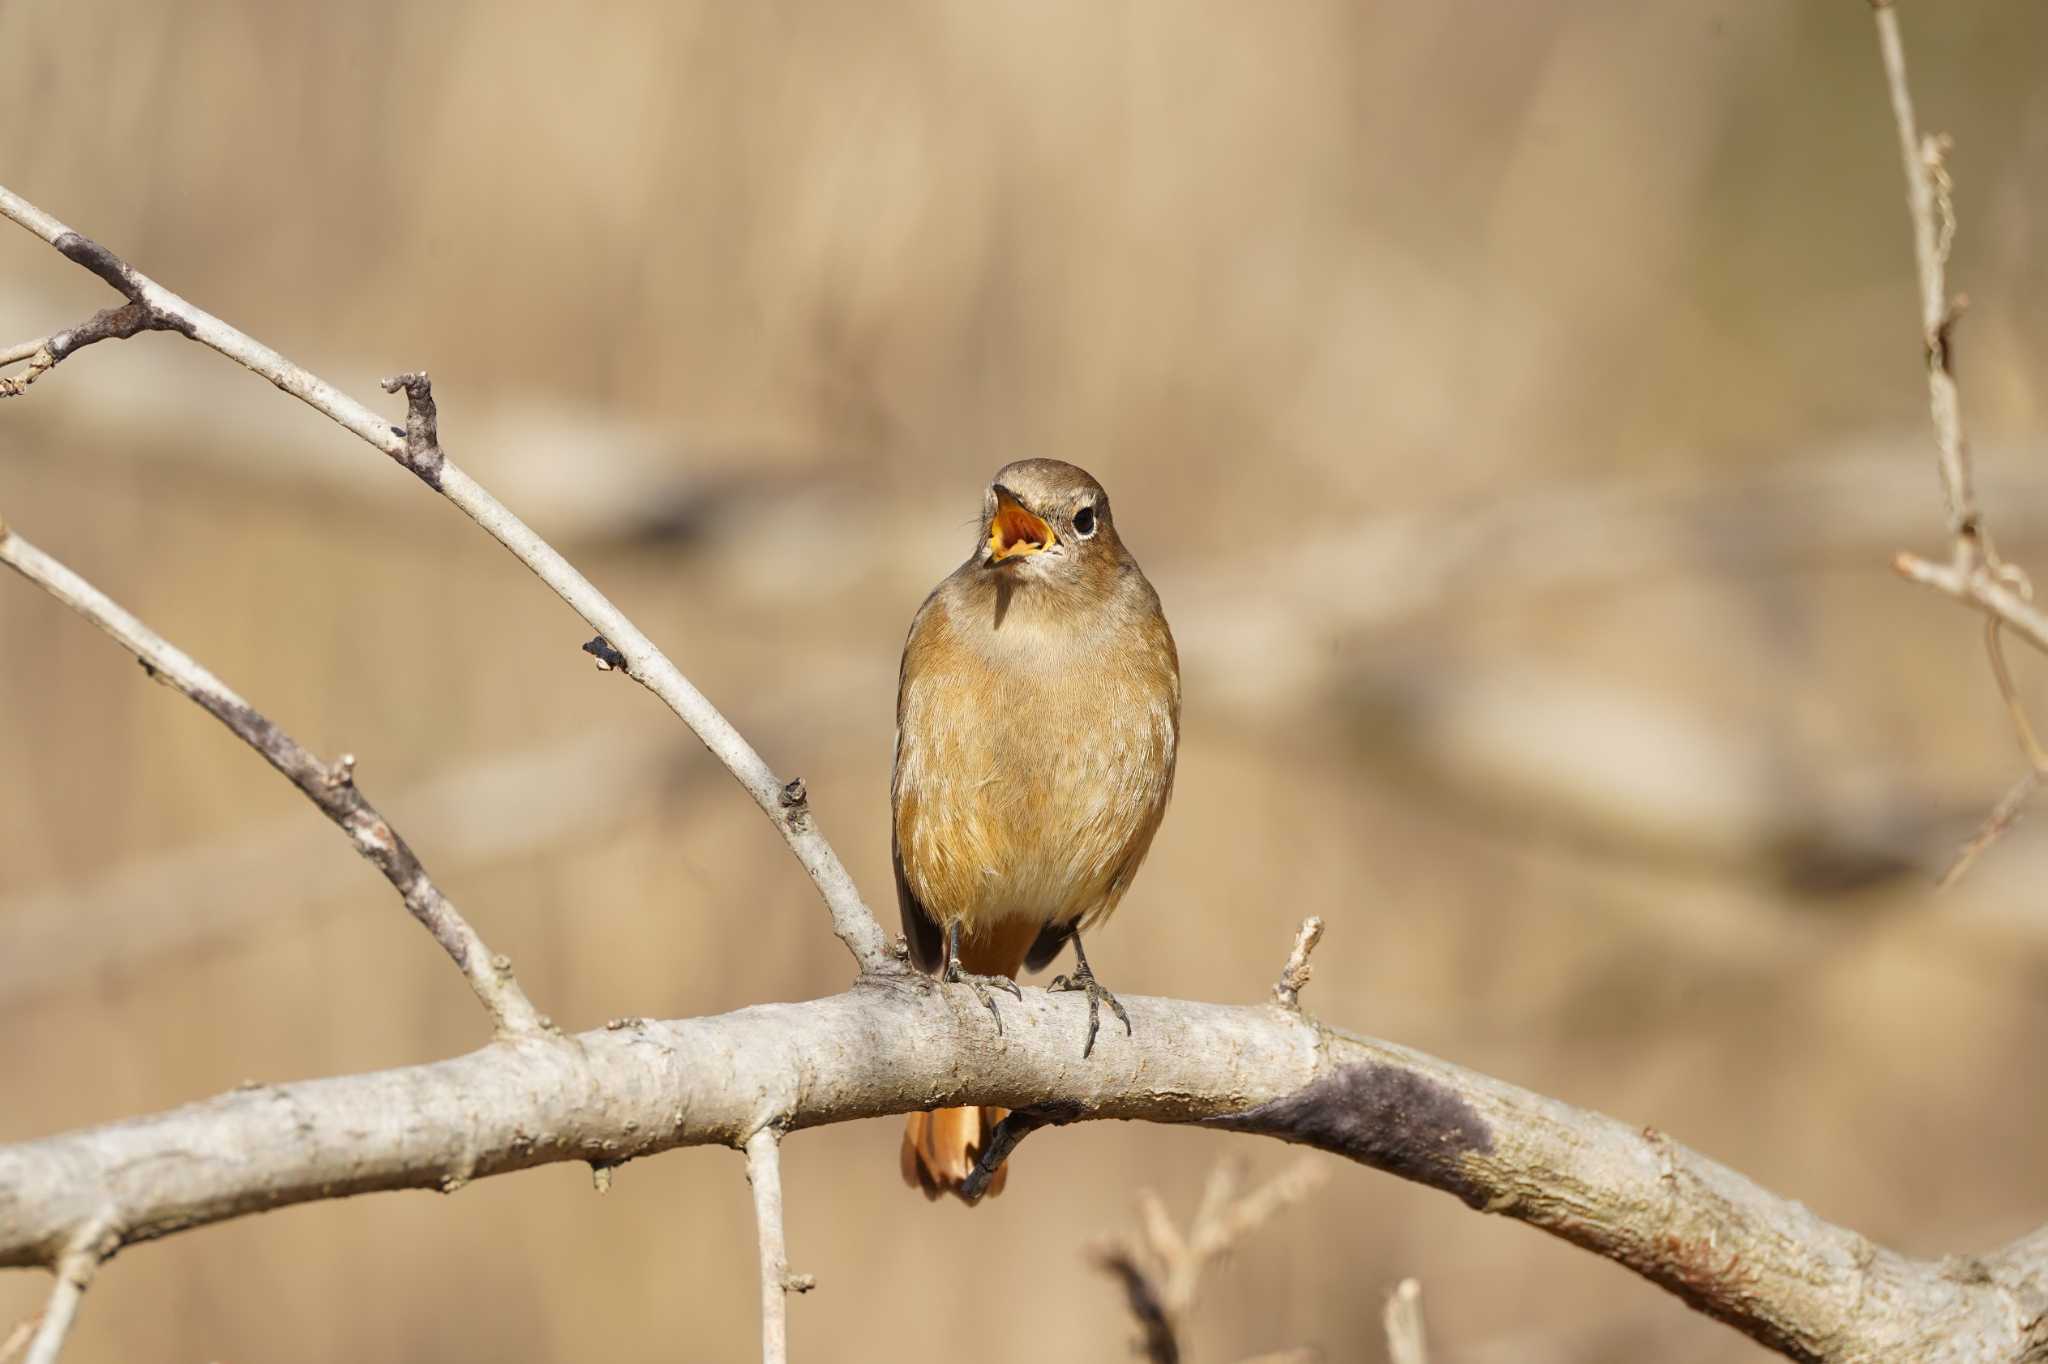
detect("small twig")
[1894,552,2048,655]
[22,1239,103,1364]
[0,300,178,400]
[1095,1159,1328,1363]
[1871,0,1976,543]
[0,183,894,975]
[1382,1278,1430,1364]
[1937,767,2040,889]
[0,347,53,398]
[378,372,446,487]
[0,523,544,1037]
[1272,916,1325,1010]
[744,1128,811,1364]
[0,336,43,367]
[1,1314,38,1363]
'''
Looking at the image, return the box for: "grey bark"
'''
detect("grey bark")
[3,979,2045,1362]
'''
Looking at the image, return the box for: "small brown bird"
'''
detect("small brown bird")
[893,459,1180,1202]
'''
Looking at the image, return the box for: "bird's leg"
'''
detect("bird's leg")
[942,920,1023,1033]
[1049,932,1132,1058]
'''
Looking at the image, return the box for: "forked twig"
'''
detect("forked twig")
[1092,1159,1328,1363]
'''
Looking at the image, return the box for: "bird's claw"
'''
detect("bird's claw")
[944,956,1022,1033]
[1049,961,1131,1058]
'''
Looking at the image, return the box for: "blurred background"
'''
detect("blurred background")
[4,2,2047,1360]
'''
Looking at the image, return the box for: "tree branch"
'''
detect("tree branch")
[0,521,544,1037]
[1869,0,2048,884]
[0,183,892,976]
[3,977,2047,1361]
[4,40,2046,1353]
[1091,1157,1327,1361]
[19,1229,107,1364]
[1382,1278,1429,1364]
[1870,0,1975,545]
[743,1129,810,1364]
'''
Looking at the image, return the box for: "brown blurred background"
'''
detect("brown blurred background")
[5,2,2048,1360]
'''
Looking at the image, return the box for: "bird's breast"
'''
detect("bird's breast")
[892,590,1178,936]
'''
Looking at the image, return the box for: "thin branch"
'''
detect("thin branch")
[0,1316,34,1364]
[0,522,544,1037]
[0,301,178,399]
[0,337,43,367]
[743,1129,809,1364]
[1382,1279,1429,1364]
[21,1236,104,1364]
[0,183,892,975]
[1272,916,1325,1010]
[0,727,679,1010]
[1870,0,2048,881]
[1871,0,1975,544]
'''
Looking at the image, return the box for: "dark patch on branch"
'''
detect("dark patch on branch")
[1207,1061,1494,1208]
[48,302,156,360]
[779,777,811,832]
[582,635,628,671]
[52,231,142,301]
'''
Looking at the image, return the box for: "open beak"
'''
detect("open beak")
[987,489,1057,563]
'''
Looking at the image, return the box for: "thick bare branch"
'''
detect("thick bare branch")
[0,183,892,975]
[0,522,544,1037]
[4,979,2046,1361]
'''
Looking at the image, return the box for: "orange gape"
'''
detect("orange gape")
[891,460,1180,1203]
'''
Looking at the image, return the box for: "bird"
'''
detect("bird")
[892,458,1180,1202]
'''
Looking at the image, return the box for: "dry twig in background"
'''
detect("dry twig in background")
[1871,0,2048,881]
[1382,1278,1429,1364]
[1091,1160,1326,1364]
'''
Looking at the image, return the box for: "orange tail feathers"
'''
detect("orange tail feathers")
[901,1106,1010,1203]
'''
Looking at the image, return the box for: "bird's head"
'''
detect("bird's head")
[977,459,1120,583]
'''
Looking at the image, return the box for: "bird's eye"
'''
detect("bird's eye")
[1073,505,1097,538]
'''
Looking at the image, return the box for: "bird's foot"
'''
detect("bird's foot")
[944,955,1023,1034]
[1049,959,1131,1058]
